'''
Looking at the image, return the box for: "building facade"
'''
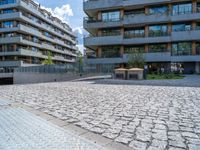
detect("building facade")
[84,0,200,74]
[0,0,78,73]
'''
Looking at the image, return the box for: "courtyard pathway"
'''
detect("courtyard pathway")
[0,76,200,149]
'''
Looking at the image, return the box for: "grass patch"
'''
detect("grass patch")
[147,73,184,80]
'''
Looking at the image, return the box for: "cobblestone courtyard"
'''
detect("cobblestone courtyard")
[0,76,200,150]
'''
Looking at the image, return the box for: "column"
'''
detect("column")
[192,21,196,30]
[195,62,200,74]
[97,11,102,20]
[98,30,102,36]
[167,43,171,52]
[168,3,172,15]
[145,45,148,53]
[145,26,149,37]
[145,7,149,15]
[121,27,124,37]
[168,23,172,35]
[192,42,196,55]
[120,9,124,19]
[192,0,197,13]
[120,46,124,57]
[97,47,102,58]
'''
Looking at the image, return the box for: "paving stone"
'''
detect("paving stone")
[0,107,102,150]
[129,140,147,150]
[1,77,200,149]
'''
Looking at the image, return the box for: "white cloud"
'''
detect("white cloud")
[73,26,83,35]
[41,4,73,24]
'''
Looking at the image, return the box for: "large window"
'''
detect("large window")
[1,21,14,28]
[149,25,168,37]
[172,3,192,15]
[198,3,200,12]
[124,28,145,38]
[1,9,15,14]
[124,9,145,17]
[0,0,16,5]
[149,6,168,15]
[102,11,120,22]
[172,42,192,56]
[101,46,120,58]
[172,23,192,31]
[102,28,121,36]
[124,46,145,54]
[149,44,168,53]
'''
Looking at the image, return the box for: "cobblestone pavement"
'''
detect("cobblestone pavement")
[0,102,103,150]
[0,76,200,149]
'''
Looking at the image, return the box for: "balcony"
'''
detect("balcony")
[83,0,170,11]
[84,17,123,29]
[84,35,123,47]
[0,61,23,67]
[171,29,200,42]
[124,13,170,25]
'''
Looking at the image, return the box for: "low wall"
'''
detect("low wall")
[13,72,81,84]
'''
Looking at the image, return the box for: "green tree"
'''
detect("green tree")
[127,52,145,69]
[77,51,83,74]
[43,51,53,65]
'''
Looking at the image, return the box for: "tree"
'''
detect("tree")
[77,51,83,74]
[127,52,145,69]
[43,51,53,65]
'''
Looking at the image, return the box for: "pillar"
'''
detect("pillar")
[121,27,124,36]
[145,7,149,15]
[97,11,102,20]
[145,45,148,53]
[167,43,171,52]
[168,3,172,15]
[168,23,172,35]
[120,46,124,57]
[98,30,102,36]
[192,0,197,13]
[120,9,124,19]
[145,26,149,37]
[192,21,196,30]
[195,62,200,74]
[97,47,102,58]
[192,42,196,55]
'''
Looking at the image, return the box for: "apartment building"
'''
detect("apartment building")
[0,0,78,73]
[84,0,200,74]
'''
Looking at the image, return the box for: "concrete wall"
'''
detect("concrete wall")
[13,72,81,84]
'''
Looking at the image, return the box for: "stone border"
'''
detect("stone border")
[10,101,132,150]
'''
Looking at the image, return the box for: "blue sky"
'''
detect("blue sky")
[35,0,84,52]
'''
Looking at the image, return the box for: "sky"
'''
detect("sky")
[35,0,85,53]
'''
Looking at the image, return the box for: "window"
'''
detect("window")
[198,3,200,12]
[149,25,168,37]
[2,9,14,14]
[172,3,192,15]
[102,28,121,36]
[172,42,192,56]
[124,28,144,38]
[102,11,120,22]
[124,46,145,54]
[149,6,168,15]
[0,0,16,5]
[172,23,192,31]
[102,46,120,58]
[124,9,145,17]
[2,21,14,28]
[149,44,168,53]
